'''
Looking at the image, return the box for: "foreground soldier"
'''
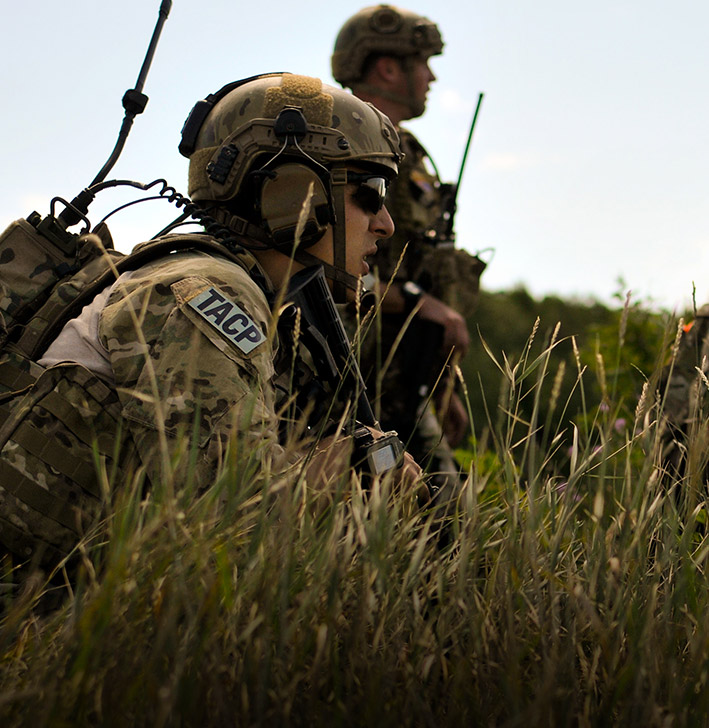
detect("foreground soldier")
[0,73,422,580]
[332,5,485,496]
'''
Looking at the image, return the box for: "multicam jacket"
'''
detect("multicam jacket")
[0,240,312,572]
[355,128,484,445]
[374,128,485,318]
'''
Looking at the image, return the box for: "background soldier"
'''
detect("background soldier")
[658,304,709,482]
[0,73,422,582]
[331,5,486,496]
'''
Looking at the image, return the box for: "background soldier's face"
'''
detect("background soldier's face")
[392,55,437,117]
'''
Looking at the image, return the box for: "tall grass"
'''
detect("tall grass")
[2,306,709,727]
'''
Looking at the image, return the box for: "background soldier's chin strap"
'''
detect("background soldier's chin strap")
[400,55,426,118]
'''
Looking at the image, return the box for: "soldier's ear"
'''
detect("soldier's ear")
[372,55,403,84]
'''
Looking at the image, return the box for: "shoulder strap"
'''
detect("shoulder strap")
[13,233,258,360]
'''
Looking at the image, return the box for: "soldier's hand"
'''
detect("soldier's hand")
[306,433,354,491]
[396,449,429,503]
[358,426,428,503]
[307,429,426,500]
[417,293,470,358]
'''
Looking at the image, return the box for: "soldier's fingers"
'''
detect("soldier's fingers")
[398,453,423,483]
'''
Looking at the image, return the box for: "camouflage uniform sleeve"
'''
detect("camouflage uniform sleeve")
[98,251,293,489]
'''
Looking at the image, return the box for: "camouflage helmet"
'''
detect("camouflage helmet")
[331,5,443,87]
[183,73,401,204]
[180,73,401,302]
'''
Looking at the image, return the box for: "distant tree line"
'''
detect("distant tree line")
[461,285,680,451]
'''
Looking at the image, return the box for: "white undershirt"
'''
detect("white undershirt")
[38,271,137,384]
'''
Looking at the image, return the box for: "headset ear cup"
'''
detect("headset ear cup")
[260,164,330,249]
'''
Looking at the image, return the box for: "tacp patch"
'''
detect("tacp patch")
[188,286,266,354]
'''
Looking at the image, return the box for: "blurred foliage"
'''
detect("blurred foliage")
[463,285,612,438]
[460,282,688,460]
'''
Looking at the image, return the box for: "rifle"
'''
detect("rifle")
[285,266,405,476]
[431,91,484,246]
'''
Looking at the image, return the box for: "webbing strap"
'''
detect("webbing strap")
[9,420,102,499]
[0,360,37,392]
[36,390,118,459]
[0,368,57,452]
[330,168,349,304]
[0,515,66,564]
[0,461,82,533]
[1,357,120,458]
[292,249,359,289]
[0,365,122,496]
[0,365,124,494]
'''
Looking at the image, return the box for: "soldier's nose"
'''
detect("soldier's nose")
[373,205,395,238]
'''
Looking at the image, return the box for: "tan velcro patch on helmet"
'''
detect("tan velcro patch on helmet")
[264,75,334,127]
[188,146,218,199]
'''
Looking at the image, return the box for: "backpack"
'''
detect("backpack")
[0,211,253,576]
[0,213,245,397]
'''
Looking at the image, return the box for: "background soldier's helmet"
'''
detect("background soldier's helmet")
[331,4,444,87]
[185,73,400,206]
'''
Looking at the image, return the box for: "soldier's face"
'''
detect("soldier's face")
[309,183,394,278]
[409,57,436,109]
[393,55,436,118]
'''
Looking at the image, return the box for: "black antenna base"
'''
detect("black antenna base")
[122,89,149,115]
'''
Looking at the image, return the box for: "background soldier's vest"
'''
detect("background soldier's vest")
[380,129,485,319]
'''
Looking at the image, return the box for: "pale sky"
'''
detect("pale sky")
[2,0,708,312]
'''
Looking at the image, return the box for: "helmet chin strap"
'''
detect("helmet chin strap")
[213,207,360,298]
[278,136,352,302]
[400,55,426,119]
[206,206,274,248]
[292,249,360,300]
[329,168,350,303]
[290,168,361,303]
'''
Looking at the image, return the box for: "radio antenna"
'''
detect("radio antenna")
[60,0,172,225]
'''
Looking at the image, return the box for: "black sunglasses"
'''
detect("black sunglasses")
[345,172,389,215]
